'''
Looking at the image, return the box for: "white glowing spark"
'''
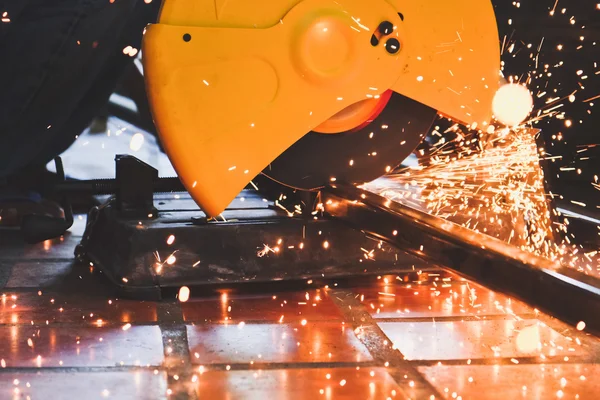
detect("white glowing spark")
[129,133,145,151]
[178,286,190,302]
[492,84,533,126]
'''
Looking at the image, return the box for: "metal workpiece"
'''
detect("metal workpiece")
[76,190,431,300]
[322,184,600,334]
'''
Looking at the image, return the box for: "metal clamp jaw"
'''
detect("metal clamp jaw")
[20,155,184,243]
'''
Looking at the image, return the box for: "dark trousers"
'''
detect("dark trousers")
[0,0,160,178]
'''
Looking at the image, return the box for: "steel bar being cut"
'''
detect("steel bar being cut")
[322,183,600,335]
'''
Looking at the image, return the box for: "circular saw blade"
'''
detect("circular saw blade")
[263,93,437,190]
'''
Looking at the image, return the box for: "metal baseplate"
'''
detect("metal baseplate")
[75,191,430,300]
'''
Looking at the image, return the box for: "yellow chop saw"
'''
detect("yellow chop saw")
[142,0,501,217]
[43,0,505,298]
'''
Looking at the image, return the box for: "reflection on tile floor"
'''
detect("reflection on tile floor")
[0,234,83,260]
[356,272,534,319]
[182,290,342,323]
[194,368,400,400]
[0,370,168,400]
[0,325,163,367]
[419,364,600,400]
[379,319,583,361]
[187,322,372,364]
[4,261,74,289]
[1,292,157,325]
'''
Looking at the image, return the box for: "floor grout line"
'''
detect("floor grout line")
[157,301,197,400]
[329,288,443,400]
[409,355,596,367]
[0,321,161,328]
[371,313,539,323]
[0,361,377,375]
[0,313,541,329]
[0,366,161,374]
[1,355,597,376]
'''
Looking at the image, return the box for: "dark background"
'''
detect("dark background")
[492,0,600,211]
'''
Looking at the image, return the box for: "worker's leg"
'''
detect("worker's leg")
[0,0,159,226]
[0,0,159,179]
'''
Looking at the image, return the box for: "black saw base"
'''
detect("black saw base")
[75,191,430,300]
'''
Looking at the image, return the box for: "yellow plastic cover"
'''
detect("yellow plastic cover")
[143,0,500,216]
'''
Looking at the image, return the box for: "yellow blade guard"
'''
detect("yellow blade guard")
[142,0,500,216]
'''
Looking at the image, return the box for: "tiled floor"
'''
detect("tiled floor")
[3,370,168,400]
[1,222,599,399]
[378,319,582,361]
[0,325,163,368]
[0,118,599,398]
[193,368,401,399]
[187,322,372,364]
[419,364,600,400]
[1,291,157,324]
[354,271,535,319]
[181,289,342,323]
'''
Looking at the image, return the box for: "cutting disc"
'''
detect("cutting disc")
[263,93,437,190]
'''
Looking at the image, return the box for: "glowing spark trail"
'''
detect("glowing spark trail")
[367,128,558,259]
